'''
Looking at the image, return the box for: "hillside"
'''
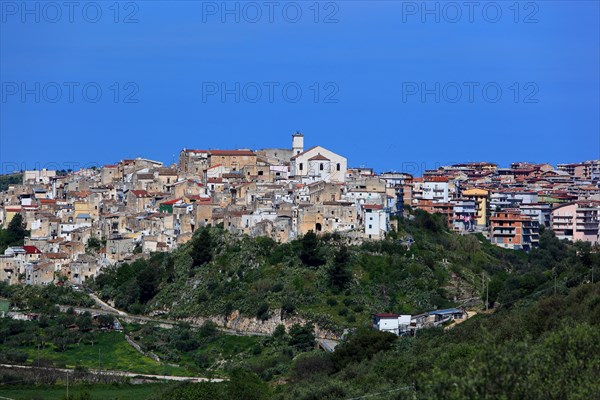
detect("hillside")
[2,209,598,398]
[91,210,597,336]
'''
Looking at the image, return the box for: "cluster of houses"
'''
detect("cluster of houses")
[372,308,467,336]
[409,161,600,251]
[1,132,599,286]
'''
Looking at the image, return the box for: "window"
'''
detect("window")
[320,163,324,171]
[258,171,263,176]
[369,224,372,229]
[337,163,341,171]
[299,163,303,171]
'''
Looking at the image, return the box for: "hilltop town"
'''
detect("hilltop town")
[1,133,599,286]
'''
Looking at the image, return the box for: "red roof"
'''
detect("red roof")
[23,246,42,254]
[425,177,449,182]
[363,204,383,210]
[373,313,400,318]
[308,154,330,161]
[161,198,182,205]
[130,190,151,198]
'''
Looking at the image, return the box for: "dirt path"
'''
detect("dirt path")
[0,363,225,383]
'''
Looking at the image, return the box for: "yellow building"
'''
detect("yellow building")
[3,207,22,227]
[462,188,490,226]
[74,201,94,220]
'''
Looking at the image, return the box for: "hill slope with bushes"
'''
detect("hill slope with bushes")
[92,210,598,334]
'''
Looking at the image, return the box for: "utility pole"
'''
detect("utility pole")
[485,281,490,311]
[66,373,69,399]
[482,272,485,309]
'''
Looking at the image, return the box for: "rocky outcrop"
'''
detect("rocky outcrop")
[182,309,340,340]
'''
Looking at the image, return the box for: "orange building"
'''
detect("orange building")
[490,209,539,251]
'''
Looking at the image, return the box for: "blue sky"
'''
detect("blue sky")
[1,1,599,175]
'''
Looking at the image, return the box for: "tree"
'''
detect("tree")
[7,213,27,243]
[328,246,353,291]
[288,323,315,352]
[191,229,213,267]
[76,312,93,332]
[97,314,115,329]
[299,231,325,268]
[331,328,397,370]
[227,369,269,400]
[86,236,102,253]
[0,213,29,253]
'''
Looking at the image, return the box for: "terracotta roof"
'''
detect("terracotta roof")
[308,154,330,161]
[158,168,177,176]
[161,198,182,205]
[425,177,449,182]
[130,190,152,198]
[362,204,383,210]
[43,253,69,260]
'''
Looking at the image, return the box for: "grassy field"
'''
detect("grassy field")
[0,383,165,400]
[13,332,194,377]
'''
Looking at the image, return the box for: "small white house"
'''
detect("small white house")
[372,313,412,335]
[362,204,389,239]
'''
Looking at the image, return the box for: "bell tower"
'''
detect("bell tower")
[292,131,304,155]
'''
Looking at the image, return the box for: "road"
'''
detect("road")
[60,303,272,336]
[87,292,127,316]
[0,363,225,383]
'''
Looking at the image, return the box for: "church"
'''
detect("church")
[289,133,347,183]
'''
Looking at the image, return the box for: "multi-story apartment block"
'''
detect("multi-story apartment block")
[422,177,449,203]
[551,201,600,244]
[462,188,490,227]
[490,209,539,251]
[520,203,552,228]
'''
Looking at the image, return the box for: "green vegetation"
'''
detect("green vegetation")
[0,282,96,311]
[9,281,596,399]
[92,211,598,334]
[272,281,600,400]
[0,383,163,400]
[2,209,598,398]
[0,213,29,253]
[0,310,192,376]
[0,173,22,192]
